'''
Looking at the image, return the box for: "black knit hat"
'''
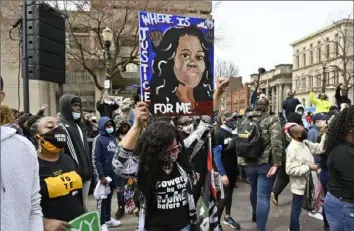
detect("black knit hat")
[287,112,304,127]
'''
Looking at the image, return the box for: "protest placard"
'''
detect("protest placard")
[65,211,100,231]
[139,11,214,116]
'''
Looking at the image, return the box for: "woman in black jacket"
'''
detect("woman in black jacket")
[323,105,354,231]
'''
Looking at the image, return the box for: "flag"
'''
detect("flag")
[196,133,220,231]
[249,90,258,110]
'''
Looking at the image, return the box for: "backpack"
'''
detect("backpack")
[236,115,267,160]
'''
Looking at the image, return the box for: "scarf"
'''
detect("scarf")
[138,163,197,231]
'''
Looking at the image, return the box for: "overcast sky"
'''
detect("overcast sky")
[212,1,354,81]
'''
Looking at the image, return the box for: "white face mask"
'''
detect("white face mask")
[182,123,194,134]
[297,110,304,115]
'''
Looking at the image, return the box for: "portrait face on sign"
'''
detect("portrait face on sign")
[139,11,214,116]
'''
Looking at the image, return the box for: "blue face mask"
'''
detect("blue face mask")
[106,127,114,134]
[72,112,81,120]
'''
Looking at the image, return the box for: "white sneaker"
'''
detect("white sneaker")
[308,212,323,221]
[105,217,121,227]
[101,224,109,231]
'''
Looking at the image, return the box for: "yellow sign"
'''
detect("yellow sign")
[45,171,83,199]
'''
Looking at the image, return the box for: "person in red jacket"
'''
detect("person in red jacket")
[305,111,313,125]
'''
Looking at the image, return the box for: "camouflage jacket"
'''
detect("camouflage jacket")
[238,111,284,166]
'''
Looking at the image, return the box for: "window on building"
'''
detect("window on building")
[301,77,306,90]
[302,53,306,66]
[295,79,299,89]
[325,72,330,85]
[296,56,300,68]
[310,50,314,65]
[317,47,321,62]
[312,76,316,87]
[333,70,339,84]
[80,93,95,111]
[308,76,313,88]
[326,44,330,59]
[317,74,322,86]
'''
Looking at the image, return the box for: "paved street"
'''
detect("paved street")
[87,182,323,231]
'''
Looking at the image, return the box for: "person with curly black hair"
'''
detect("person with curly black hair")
[136,121,198,230]
[323,105,354,231]
[112,78,229,231]
[149,26,213,115]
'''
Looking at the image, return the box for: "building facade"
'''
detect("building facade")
[290,18,354,107]
[223,76,250,114]
[1,1,212,115]
[250,64,293,114]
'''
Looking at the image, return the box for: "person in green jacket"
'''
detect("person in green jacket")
[309,88,332,113]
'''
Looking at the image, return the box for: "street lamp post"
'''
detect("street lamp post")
[102,27,113,94]
[322,65,327,93]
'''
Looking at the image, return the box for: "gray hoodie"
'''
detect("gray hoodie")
[0,126,43,231]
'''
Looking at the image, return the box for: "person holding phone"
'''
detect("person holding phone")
[285,123,326,231]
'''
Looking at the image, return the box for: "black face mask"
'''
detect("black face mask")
[41,126,67,149]
[299,130,308,141]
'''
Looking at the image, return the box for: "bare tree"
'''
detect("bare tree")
[215,59,239,78]
[50,0,192,91]
[0,1,22,69]
[215,59,239,110]
[306,16,354,93]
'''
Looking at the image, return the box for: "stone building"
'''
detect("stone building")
[290,18,354,107]
[250,64,293,114]
[223,76,250,115]
[1,1,212,115]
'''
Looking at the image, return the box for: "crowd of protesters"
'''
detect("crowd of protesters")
[1,74,353,231]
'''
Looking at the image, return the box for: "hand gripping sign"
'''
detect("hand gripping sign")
[138,11,215,116]
[65,211,100,231]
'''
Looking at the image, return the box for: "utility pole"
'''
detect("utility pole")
[22,0,30,113]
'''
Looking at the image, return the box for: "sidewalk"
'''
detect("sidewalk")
[87,182,323,231]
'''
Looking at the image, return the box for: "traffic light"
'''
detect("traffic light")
[25,2,66,84]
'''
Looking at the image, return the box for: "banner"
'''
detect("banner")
[65,211,100,231]
[196,133,220,231]
[138,11,215,116]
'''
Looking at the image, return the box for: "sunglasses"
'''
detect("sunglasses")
[160,143,182,161]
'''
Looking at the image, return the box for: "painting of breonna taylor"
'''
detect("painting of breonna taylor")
[139,11,214,116]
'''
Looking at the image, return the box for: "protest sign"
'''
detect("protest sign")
[139,11,214,116]
[65,211,100,231]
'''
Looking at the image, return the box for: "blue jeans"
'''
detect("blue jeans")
[289,194,304,231]
[244,164,274,231]
[180,224,191,231]
[324,192,354,231]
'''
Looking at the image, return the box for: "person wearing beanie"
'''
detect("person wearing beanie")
[307,113,327,143]
[282,91,301,118]
[295,104,309,129]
